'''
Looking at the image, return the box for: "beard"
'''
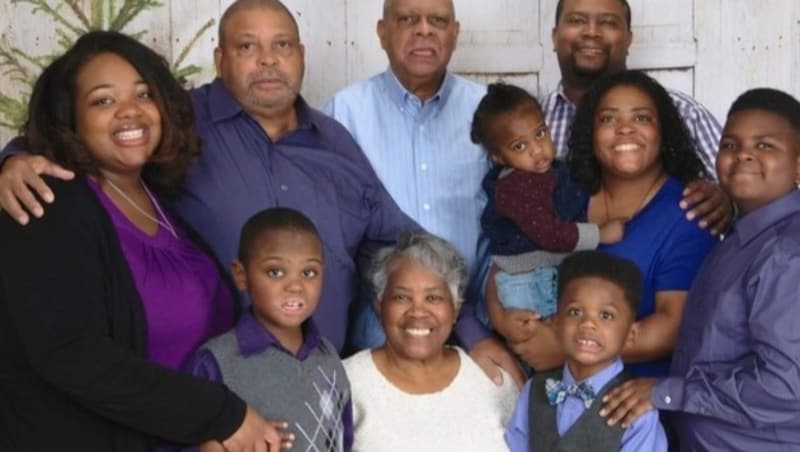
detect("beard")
[243,68,302,110]
[568,53,613,79]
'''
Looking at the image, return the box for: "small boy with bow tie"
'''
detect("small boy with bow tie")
[505,251,667,451]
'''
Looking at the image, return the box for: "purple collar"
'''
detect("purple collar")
[733,190,800,246]
[235,309,322,361]
[206,78,317,132]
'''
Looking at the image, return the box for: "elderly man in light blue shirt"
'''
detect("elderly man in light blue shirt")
[324,0,522,385]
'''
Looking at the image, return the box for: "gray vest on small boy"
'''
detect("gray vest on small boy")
[204,332,350,452]
[529,368,629,452]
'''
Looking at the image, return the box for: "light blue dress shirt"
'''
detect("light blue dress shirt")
[324,70,492,349]
[506,358,668,452]
[323,69,489,269]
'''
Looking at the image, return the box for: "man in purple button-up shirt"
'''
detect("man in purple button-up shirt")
[598,88,800,451]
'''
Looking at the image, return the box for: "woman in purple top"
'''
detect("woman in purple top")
[0,31,287,451]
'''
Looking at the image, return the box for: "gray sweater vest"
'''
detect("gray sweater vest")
[204,332,350,452]
[529,368,629,452]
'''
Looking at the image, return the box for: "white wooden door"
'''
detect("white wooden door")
[538,0,697,97]
[339,0,700,107]
[5,0,800,145]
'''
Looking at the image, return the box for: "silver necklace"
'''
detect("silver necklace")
[105,178,178,238]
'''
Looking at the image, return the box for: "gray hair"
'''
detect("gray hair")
[369,231,468,310]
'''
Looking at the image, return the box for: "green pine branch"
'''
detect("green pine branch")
[12,0,86,36]
[1,0,211,135]
[0,92,29,131]
[173,18,216,71]
[63,0,92,29]
[110,0,163,31]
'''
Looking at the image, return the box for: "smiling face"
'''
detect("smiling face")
[593,84,662,180]
[717,109,800,215]
[232,228,323,344]
[556,276,636,381]
[489,102,555,174]
[378,0,459,92]
[378,256,457,363]
[552,0,632,80]
[74,52,162,180]
[215,6,305,116]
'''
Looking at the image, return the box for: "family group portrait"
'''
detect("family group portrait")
[0,0,798,451]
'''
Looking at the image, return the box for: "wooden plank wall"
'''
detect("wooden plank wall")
[1,0,798,145]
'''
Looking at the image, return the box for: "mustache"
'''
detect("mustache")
[247,69,289,85]
[571,42,610,53]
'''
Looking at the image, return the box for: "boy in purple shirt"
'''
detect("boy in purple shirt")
[505,251,666,451]
[600,88,800,451]
[188,208,352,452]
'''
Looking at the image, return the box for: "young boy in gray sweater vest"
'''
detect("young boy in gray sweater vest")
[187,207,352,452]
[504,251,667,451]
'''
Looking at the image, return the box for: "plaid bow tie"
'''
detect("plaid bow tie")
[545,378,596,409]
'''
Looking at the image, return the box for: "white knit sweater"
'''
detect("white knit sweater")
[343,347,519,452]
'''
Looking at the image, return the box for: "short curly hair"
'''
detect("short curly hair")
[567,70,707,194]
[558,250,641,317]
[369,231,468,311]
[238,207,322,262]
[470,82,544,154]
[24,30,200,193]
[727,88,800,133]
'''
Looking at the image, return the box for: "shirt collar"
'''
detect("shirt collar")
[235,309,322,360]
[562,357,624,391]
[380,68,453,111]
[732,190,800,246]
[554,82,574,107]
[207,77,317,132]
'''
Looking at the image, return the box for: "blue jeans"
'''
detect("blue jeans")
[495,266,558,319]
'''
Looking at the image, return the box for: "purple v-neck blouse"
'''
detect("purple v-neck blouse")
[87,178,234,370]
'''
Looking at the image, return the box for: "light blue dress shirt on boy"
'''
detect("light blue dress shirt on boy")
[506,358,668,452]
[324,69,491,349]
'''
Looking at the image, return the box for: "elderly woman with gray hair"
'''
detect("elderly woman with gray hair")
[343,232,518,451]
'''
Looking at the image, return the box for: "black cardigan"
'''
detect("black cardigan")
[0,178,245,451]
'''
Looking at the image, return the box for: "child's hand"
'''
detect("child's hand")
[496,308,540,343]
[599,219,626,244]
